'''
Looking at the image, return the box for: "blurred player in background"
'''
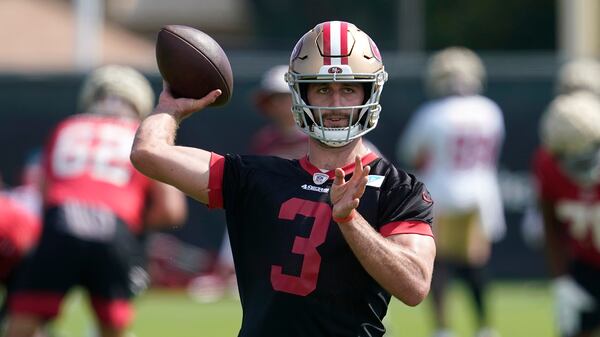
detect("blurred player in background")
[249,64,308,159]
[0,196,40,326]
[131,21,436,337]
[0,194,39,291]
[3,151,43,221]
[398,47,505,337]
[4,65,187,337]
[521,58,600,250]
[0,151,43,325]
[534,92,600,337]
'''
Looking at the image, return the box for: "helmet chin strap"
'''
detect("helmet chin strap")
[313,136,357,148]
[310,123,363,147]
[317,138,352,148]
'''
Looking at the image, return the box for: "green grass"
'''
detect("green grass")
[49,281,555,337]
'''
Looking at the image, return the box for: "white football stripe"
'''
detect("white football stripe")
[330,21,341,65]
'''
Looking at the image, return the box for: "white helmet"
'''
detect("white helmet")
[540,92,600,185]
[79,65,155,119]
[287,21,388,147]
[425,47,485,98]
[259,65,290,94]
[556,58,600,96]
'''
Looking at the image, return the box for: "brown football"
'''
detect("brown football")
[156,25,233,106]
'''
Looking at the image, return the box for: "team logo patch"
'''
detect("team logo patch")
[369,37,382,61]
[366,175,385,188]
[422,191,433,203]
[313,172,329,185]
[328,66,343,74]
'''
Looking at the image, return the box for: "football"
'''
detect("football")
[156,25,233,106]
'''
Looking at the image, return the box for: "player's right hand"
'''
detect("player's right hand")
[155,81,222,122]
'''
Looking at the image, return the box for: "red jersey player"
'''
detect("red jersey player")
[5,65,187,337]
[534,92,600,337]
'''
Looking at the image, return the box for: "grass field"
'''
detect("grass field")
[50,281,555,337]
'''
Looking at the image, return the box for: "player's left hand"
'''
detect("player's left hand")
[330,156,370,221]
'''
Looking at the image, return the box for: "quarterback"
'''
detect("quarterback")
[131,21,436,337]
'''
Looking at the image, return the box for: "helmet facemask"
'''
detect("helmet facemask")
[557,144,600,186]
[287,71,386,147]
[287,21,388,147]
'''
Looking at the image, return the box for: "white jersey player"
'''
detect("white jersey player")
[399,94,505,242]
[398,47,505,337]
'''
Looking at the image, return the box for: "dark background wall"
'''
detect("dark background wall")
[249,0,555,51]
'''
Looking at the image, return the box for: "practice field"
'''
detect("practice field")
[51,281,555,337]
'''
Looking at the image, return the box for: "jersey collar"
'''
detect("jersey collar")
[299,152,379,180]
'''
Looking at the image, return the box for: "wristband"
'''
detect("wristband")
[333,210,356,224]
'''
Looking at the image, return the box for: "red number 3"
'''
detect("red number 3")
[270,198,331,296]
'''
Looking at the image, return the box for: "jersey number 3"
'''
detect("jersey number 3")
[271,198,331,296]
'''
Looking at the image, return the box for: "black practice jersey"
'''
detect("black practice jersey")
[208,152,433,337]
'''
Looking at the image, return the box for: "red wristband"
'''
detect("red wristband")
[333,210,356,224]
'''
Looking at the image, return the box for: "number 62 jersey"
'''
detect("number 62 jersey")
[208,152,434,337]
[43,114,151,233]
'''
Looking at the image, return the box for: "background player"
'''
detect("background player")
[397,47,505,337]
[249,64,308,159]
[4,65,187,337]
[534,92,600,337]
[0,152,43,326]
[521,57,600,250]
[0,195,40,327]
[131,21,436,337]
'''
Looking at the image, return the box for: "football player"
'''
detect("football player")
[0,194,40,325]
[4,65,187,337]
[131,21,436,337]
[0,152,43,325]
[398,47,505,337]
[249,64,308,159]
[535,92,600,337]
[521,58,600,252]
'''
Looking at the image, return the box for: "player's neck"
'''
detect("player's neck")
[307,137,370,171]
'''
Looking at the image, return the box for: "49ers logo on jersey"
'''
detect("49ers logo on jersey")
[313,172,329,185]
